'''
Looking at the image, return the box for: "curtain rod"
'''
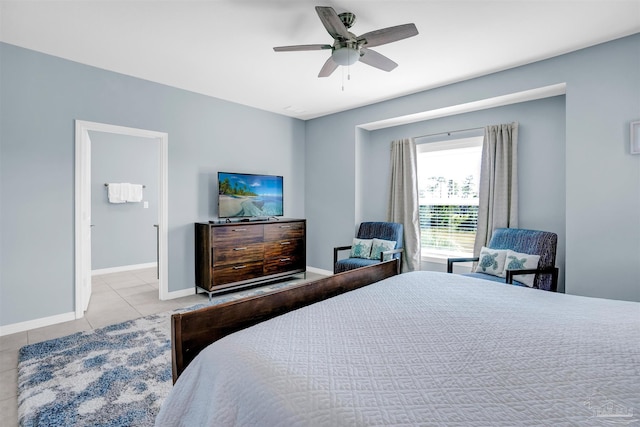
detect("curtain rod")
[414,126,484,141]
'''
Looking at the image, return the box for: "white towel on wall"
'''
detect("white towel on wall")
[107,183,127,203]
[127,184,144,202]
[107,183,144,203]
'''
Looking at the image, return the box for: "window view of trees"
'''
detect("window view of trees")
[422,175,479,199]
[417,139,482,257]
[419,204,478,256]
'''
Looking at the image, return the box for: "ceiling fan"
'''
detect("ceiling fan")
[273,6,418,77]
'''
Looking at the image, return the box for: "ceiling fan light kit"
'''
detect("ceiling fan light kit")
[332,43,360,66]
[273,6,418,78]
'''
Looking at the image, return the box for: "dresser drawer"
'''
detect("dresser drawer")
[264,222,305,241]
[213,242,264,266]
[264,239,303,259]
[263,256,304,276]
[212,225,264,245]
[212,261,264,286]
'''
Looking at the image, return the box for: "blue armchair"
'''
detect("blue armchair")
[447,228,559,291]
[334,222,404,274]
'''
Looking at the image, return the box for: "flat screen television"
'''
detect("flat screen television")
[218,172,284,219]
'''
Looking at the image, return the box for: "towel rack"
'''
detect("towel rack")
[104,183,146,188]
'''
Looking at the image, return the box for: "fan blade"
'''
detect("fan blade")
[357,23,418,48]
[318,57,339,77]
[359,48,398,72]
[274,44,332,52]
[315,6,352,40]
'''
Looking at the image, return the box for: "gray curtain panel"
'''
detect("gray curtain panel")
[388,138,421,272]
[474,122,519,255]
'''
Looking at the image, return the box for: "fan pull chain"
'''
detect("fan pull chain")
[341,54,352,92]
[341,67,352,92]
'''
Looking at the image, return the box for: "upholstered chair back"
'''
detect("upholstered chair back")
[488,228,558,291]
[356,222,404,252]
[333,222,404,274]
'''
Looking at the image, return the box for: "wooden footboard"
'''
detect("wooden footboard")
[171,259,400,383]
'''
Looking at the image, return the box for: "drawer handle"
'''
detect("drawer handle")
[280,225,291,229]
[234,247,247,251]
[280,241,291,245]
[232,228,247,232]
[233,265,247,270]
[279,258,291,262]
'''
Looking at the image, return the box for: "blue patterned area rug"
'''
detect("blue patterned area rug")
[17,280,300,427]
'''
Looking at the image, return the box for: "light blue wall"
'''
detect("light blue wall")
[0,42,305,326]
[90,132,159,270]
[306,34,640,302]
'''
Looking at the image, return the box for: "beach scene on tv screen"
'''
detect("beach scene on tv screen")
[218,173,283,218]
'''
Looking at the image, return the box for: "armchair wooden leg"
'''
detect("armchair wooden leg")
[551,267,559,292]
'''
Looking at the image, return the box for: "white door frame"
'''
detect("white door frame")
[74,120,169,318]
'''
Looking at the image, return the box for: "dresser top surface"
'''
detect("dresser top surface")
[198,218,305,227]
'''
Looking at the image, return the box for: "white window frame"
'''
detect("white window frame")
[417,136,483,264]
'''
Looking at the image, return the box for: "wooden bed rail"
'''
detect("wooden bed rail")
[171,259,400,383]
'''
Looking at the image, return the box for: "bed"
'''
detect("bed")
[157,260,640,426]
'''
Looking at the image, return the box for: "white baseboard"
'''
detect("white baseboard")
[92,262,157,276]
[307,266,333,276]
[1,287,190,335]
[0,311,77,337]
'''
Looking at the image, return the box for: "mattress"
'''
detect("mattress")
[155,271,640,426]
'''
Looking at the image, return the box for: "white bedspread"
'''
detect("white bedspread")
[156,271,640,426]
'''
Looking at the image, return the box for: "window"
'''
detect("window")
[417,136,483,259]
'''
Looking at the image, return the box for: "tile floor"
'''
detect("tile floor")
[0,267,324,426]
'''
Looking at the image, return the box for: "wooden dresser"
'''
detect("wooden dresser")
[195,219,306,296]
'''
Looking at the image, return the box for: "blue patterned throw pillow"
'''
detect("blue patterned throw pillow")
[504,250,540,287]
[475,246,507,277]
[350,238,373,259]
[369,238,396,261]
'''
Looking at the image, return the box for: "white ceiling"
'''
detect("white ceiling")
[1,1,639,120]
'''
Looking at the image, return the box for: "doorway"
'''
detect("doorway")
[75,120,169,319]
